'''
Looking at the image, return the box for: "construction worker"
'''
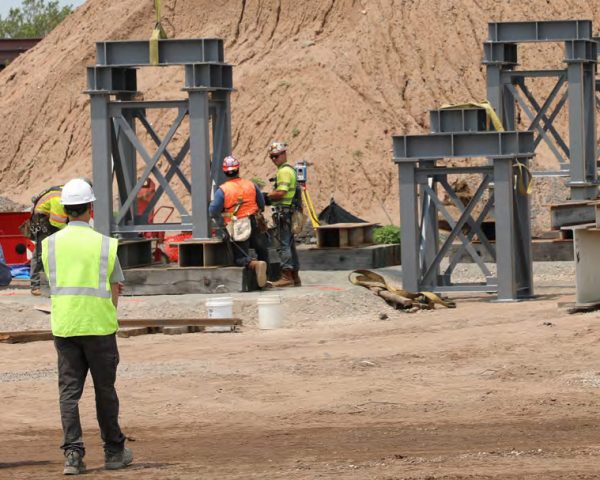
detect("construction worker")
[41,178,132,475]
[30,185,68,295]
[267,142,301,287]
[209,155,269,288]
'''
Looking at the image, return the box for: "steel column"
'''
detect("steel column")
[493,158,518,301]
[188,91,212,239]
[567,60,598,199]
[398,162,420,292]
[90,93,113,236]
[211,90,232,188]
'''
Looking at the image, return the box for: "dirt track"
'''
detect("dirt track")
[1,268,600,479]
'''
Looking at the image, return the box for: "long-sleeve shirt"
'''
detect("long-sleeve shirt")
[209,183,265,218]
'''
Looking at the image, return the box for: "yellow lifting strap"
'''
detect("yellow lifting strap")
[301,187,320,229]
[149,0,168,65]
[440,100,533,196]
[439,100,505,132]
[349,269,456,309]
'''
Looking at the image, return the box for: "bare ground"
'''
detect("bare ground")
[1,266,600,479]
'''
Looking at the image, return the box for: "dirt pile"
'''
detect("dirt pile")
[0,1,598,231]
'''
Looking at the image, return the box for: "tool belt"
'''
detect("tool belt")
[29,213,55,238]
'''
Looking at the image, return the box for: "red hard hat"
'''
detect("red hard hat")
[222,155,240,172]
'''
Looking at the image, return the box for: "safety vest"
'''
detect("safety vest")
[41,225,119,337]
[273,164,297,207]
[34,188,68,229]
[220,178,259,224]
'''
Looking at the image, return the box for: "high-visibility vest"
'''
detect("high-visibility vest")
[41,225,119,337]
[272,164,297,207]
[220,178,259,224]
[34,189,68,229]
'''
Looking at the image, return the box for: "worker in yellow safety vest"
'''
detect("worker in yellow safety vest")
[41,178,133,475]
[29,185,68,295]
[266,142,301,288]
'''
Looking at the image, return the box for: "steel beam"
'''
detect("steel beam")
[393,131,535,161]
[184,64,233,90]
[86,66,137,93]
[96,39,225,66]
[429,108,491,133]
[488,20,593,43]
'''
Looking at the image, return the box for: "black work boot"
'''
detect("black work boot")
[63,450,86,475]
[105,447,133,470]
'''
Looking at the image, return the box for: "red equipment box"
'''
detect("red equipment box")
[0,212,33,265]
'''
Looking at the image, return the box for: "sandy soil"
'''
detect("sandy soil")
[1,266,600,479]
[1,1,599,231]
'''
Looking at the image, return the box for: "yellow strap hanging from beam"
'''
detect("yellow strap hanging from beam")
[439,100,505,132]
[149,0,168,65]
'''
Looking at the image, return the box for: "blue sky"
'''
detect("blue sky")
[0,0,86,17]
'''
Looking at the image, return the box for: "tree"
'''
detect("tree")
[0,0,73,38]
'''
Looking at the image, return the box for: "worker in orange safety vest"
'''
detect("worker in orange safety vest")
[209,156,270,288]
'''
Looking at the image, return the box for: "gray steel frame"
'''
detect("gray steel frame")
[87,39,233,239]
[394,131,535,301]
[483,19,599,199]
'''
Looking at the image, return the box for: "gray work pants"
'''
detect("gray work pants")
[274,209,299,271]
[54,334,126,456]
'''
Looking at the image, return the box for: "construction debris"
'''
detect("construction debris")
[349,270,455,311]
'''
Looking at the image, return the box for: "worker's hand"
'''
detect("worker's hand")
[117,282,124,295]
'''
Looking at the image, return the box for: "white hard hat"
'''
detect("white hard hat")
[61,178,96,205]
[268,142,288,156]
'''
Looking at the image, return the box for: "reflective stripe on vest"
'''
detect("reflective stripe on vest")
[47,234,112,298]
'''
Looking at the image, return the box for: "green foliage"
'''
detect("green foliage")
[0,0,73,38]
[291,127,300,138]
[373,225,400,245]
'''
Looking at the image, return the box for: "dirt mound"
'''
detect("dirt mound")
[0,1,598,231]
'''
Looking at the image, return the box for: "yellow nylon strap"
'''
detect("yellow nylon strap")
[515,161,533,196]
[149,0,167,65]
[348,270,456,309]
[301,188,320,228]
[439,100,504,132]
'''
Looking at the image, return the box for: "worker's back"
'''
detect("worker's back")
[41,223,118,337]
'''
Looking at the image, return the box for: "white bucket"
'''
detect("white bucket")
[257,296,283,330]
[206,297,233,318]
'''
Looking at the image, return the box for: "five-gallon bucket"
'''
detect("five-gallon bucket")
[206,297,234,332]
[206,297,234,318]
[257,295,283,330]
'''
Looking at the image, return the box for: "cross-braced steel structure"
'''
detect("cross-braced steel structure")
[86,39,233,240]
[394,19,600,301]
[394,131,535,301]
[484,20,598,199]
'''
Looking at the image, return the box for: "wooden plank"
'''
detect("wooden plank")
[117,327,151,338]
[0,331,54,343]
[118,318,242,327]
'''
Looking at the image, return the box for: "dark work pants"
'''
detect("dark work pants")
[54,334,126,456]
[232,216,270,268]
[30,223,59,289]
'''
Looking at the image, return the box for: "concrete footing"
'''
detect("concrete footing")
[448,239,574,263]
[123,265,254,296]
